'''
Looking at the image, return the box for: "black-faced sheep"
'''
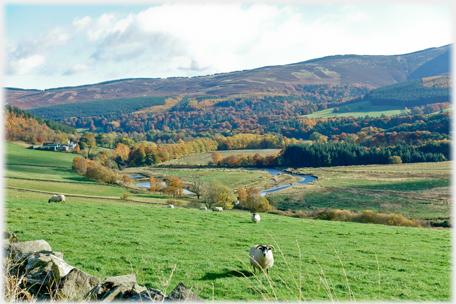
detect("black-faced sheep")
[212,207,223,212]
[251,213,260,223]
[48,194,65,203]
[249,244,275,273]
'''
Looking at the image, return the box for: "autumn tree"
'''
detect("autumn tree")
[149,175,163,192]
[164,176,184,197]
[203,181,236,209]
[79,132,97,158]
[72,156,87,175]
[123,175,132,186]
[187,180,205,199]
[211,151,223,165]
[245,195,271,212]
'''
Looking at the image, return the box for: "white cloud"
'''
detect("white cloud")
[8,55,45,75]
[345,11,370,23]
[4,3,452,89]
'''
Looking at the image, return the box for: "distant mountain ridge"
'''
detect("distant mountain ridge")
[6,44,451,110]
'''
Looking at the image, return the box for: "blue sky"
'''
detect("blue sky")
[3,1,454,90]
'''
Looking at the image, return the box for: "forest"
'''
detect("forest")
[365,76,451,107]
[28,95,167,120]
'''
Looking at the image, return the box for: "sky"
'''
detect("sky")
[3,1,454,90]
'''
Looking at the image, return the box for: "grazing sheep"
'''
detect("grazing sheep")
[199,207,208,210]
[249,244,275,273]
[251,213,260,223]
[168,204,174,208]
[212,207,223,212]
[48,194,65,203]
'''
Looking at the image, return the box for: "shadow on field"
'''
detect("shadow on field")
[200,270,253,280]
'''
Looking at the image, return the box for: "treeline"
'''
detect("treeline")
[5,109,77,145]
[365,77,451,107]
[273,111,450,144]
[28,95,167,120]
[5,105,77,134]
[214,141,449,168]
[44,85,369,135]
[112,138,218,167]
[280,142,449,168]
[214,133,298,150]
[72,156,118,183]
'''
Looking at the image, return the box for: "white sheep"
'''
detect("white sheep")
[199,207,208,210]
[212,207,223,212]
[251,213,260,224]
[48,194,65,203]
[168,204,174,208]
[249,244,275,274]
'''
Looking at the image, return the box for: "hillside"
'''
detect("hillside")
[6,44,451,110]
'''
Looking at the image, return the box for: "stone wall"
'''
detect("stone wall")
[4,231,203,302]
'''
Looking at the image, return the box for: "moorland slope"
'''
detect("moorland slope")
[6,45,450,110]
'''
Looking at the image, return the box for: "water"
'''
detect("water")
[135,168,316,196]
[130,174,145,178]
[136,181,194,195]
[259,168,317,196]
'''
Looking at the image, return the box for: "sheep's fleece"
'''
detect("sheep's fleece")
[48,194,65,203]
[249,244,275,273]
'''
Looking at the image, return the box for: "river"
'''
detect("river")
[132,169,317,196]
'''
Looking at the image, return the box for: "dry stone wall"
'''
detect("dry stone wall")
[4,231,203,302]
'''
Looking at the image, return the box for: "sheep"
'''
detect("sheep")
[212,207,223,212]
[168,204,174,208]
[251,213,260,224]
[249,244,275,274]
[199,207,208,210]
[48,194,65,203]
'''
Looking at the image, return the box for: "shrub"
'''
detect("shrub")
[389,156,403,164]
[188,200,201,208]
[122,193,129,200]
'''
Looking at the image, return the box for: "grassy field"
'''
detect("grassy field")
[158,149,280,166]
[123,167,277,190]
[304,100,407,118]
[3,141,452,300]
[5,194,451,301]
[269,162,451,222]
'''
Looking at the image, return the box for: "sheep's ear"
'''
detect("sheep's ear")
[267,245,275,251]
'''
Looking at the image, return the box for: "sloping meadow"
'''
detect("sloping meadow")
[5,194,451,301]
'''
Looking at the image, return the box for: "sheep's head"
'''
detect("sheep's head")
[255,244,275,257]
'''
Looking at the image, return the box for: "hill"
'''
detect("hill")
[6,45,451,110]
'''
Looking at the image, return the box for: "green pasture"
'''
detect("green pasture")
[5,195,451,301]
[5,142,76,168]
[275,187,449,220]
[158,149,280,166]
[304,100,407,118]
[5,164,92,182]
[270,162,451,221]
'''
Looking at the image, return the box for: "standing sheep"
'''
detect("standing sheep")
[199,207,208,210]
[249,244,275,273]
[213,207,223,212]
[168,204,174,209]
[251,213,260,223]
[48,194,65,203]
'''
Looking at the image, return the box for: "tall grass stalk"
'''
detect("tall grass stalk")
[3,259,36,302]
[332,247,356,301]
